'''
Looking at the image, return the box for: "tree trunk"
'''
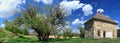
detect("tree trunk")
[37,32,50,41]
[31,26,50,41]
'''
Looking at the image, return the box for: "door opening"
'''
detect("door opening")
[103,31,106,38]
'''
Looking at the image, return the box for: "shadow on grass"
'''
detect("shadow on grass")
[6,36,82,43]
[48,38,68,42]
[36,38,69,43]
[19,35,30,39]
[11,38,69,43]
[7,36,39,43]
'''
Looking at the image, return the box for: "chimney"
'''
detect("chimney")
[98,11,101,14]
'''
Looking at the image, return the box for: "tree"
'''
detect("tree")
[14,4,66,41]
[19,24,29,35]
[16,5,50,41]
[4,20,28,36]
[4,20,20,35]
[48,6,66,38]
[63,28,73,39]
[78,26,85,38]
[117,26,120,37]
[13,18,29,35]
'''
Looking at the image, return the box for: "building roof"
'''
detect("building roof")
[84,12,118,24]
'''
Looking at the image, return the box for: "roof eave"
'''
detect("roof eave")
[84,18,118,25]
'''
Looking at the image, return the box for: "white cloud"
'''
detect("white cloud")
[34,0,53,4]
[72,18,86,25]
[65,25,70,29]
[114,20,119,23]
[0,24,5,28]
[0,0,25,18]
[82,4,93,16]
[34,0,40,2]
[80,17,84,20]
[72,19,80,25]
[97,8,104,13]
[117,26,120,29]
[63,0,68,1]
[60,1,85,16]
[42,0,53,4]
[105,15,110,18]
[66,21,70,25]
[72,29,80,34]
[22,0,26,3]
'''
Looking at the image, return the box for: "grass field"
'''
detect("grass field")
[1,29,120,43]
[1,36,120,43]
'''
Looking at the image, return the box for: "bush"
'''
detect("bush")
[63,28,73,39]
[78,27,85,38]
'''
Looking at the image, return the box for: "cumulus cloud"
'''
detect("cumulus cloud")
[72,18,86,25]
[105,15,110,18]
[0,0,25,18]
[0,24,5,28]
[22,0,26,3]
[34,0,53,4]
[117,26,120,29]
[82,4,93,16]
[66,21,70,25]
[97,8,104,13]
[80,17,84,20]
[60,1,85,16]
[114,20,119,23]
[72,19,80,25]
[65,25,70,29]
[72,29,80,34]
[34,0,40,2]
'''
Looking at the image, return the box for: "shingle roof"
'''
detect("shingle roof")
[84,13,118,24]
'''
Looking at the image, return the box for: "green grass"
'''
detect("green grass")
[47,38,120,43]
[1,36,120,43]
[1,29,120,43]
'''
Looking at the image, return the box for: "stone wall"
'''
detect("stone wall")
[84,20,94,38]
[93,20,117,38]
[84,20,117,38]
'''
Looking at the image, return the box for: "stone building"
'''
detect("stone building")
[84,11,118,38]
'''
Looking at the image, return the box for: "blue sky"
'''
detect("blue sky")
[0,0,120,33]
